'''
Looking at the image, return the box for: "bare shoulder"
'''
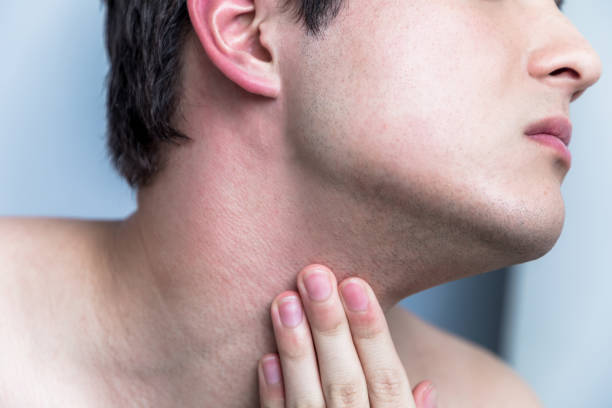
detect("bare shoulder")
[0,215,119,311]
[0,215,114,257]
[0,215,116,277]
[0,216,121,405]
[386,305,543,408]
[0,216,118,326]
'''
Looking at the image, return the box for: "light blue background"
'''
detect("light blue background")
[0,2,135,217]
[1,2,609,406]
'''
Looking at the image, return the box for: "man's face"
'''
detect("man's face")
[280,0,602,263]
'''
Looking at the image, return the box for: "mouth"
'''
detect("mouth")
[524,116,573,168]
[524,116,572,146]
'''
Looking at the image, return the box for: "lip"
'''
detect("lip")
[524,116,573,146]
[524,116,573,167]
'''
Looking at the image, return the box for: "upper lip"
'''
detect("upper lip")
[524,116,573,147]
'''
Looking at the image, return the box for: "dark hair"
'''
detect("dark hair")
[103,0,346,189]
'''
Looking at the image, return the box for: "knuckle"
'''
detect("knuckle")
[309,302,345,331]
[277,334,311,361]
[279,346,309,361]
[326,381,365,407]
[368,368,406,402]
[316,318,348,339]
[262,402,282,408]
[353,315,386,340]
[290,399,324,408]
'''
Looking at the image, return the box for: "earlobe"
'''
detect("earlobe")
[187,0,281,98]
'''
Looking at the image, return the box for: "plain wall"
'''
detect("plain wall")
[0,1,136,218]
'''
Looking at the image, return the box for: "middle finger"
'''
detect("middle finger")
[296,264,369,407]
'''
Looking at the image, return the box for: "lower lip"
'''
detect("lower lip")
[527,134,572,168]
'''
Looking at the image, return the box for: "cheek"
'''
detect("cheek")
[285,1,566,260]
[313,3,498,171]
[286,12,497,204]
[329,3,538,194]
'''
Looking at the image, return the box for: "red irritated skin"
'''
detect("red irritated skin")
[257,263,439,408]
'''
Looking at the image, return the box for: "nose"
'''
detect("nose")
[527,15,603,104]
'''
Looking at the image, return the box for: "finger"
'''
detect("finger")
[270,291,326,407]
[258,354,285,408]
[338,277,415,407]
[296,265,370,407]
[412,380,438,408]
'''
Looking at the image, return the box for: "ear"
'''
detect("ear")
[187,0,281,98]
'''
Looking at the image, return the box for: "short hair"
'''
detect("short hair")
[103,0,346,189]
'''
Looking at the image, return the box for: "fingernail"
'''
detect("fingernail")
[262,355,281,385]
[278,296,303,328]
[340,280,369,312]
[303,268,332,301]
[425,383,438,408]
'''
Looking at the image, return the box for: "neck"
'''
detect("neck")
[105,124,503,406]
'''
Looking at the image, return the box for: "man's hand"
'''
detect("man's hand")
[258,263,438,407]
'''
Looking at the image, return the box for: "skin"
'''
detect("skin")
[258,264,439,407]
[0,0,602,406]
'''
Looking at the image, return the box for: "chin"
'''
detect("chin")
[476,189,567,267]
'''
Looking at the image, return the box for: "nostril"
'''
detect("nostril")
[550,67,580,79]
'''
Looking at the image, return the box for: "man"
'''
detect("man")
[0,0,601,406]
